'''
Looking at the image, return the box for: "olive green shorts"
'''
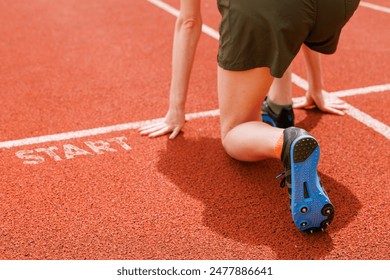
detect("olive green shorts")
[217,0,360,77]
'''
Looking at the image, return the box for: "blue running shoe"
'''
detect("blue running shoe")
[279,127,334,233]
[261,97,295,128]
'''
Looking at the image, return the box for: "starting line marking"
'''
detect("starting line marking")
[15,136,132,165]
[1,78,389,150]
[360,1,390,14]
[0,0,389,151]
[0,120,162,149]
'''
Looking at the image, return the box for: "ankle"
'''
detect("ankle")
[274,131,284,159]
[267,98,293,114]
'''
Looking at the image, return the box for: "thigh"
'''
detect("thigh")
[218,67,274,139]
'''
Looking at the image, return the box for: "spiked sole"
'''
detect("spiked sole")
[289,136,334,233]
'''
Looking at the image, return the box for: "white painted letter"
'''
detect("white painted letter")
[84,140,117,154]
[107,136,132,151]
[63,144,92,159]
[15,150,45,165]
[35,146,62,161]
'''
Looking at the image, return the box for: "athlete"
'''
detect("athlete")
[141,0,360,233]
[140,0,349,138]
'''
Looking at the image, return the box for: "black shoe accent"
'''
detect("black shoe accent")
[281,127,311,166]
[303,182,310,199]
[262,97,295,128]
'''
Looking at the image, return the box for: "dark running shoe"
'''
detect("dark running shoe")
[261,97,295,128]
[278,127,334,234]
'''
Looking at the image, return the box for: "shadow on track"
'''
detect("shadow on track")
[157,135,362,259]
[295,108,323,133]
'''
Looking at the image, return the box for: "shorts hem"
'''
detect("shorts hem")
[217,61,284,78]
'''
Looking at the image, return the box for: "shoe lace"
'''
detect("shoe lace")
[276,170,290,188]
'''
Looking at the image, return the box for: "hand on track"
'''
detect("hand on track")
[139,110,185,139]
[293,91,349,115]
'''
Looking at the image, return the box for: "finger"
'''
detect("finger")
[293,103,305,109]
[327,103,349,110]
[329,99,346,105]
[140,123,166,135]
[293,100,311,109]
[149,127,172,138]
[303,105,316,110]
[139,122,163,132]
[329,109,345,116]
[327,108,345,115]
[169,127,182,139]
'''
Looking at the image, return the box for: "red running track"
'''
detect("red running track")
[0,0,389,260]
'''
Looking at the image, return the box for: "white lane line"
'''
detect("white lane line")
[0,110,222,149]
[1,1,389,149]
[0,121,156,149]
[290,80,390,99]
[292,73,309,91]
[360,1,390,14]
[201,24,219,40]
[346,106,390,139]
[186,109,220,120]
[148,0,179,17]
[332,84,390,98]
[147,0,220,40]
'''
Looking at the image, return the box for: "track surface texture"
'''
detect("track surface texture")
[0,0,389,260]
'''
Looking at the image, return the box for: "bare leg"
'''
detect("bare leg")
[267,44,322,106]
[301,44,322,94]
[267,65,293,105]
[218,66,284,162]
[267,45,323,106]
